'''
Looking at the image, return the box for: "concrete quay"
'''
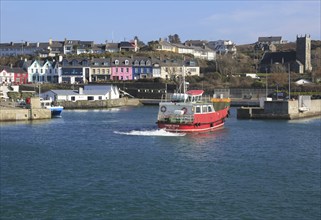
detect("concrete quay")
[0,97,51,122]
[237,99,321,120]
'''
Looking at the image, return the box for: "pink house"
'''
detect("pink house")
[111,57,133,80]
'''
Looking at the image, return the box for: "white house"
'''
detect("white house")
[0,69,14,85]
[27,60,59,83]
[40,85,120,102]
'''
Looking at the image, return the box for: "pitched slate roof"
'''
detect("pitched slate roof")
[258,36,282,43]
[50,89,109,96]
[260,51,296,65]
[84,85,114,91]
[0,66,27,73]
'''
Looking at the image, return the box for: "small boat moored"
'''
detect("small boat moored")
[40,98,64,117]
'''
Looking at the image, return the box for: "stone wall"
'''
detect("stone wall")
[0,108,51,121]
[264,101,289,114]
[57,98,142,109]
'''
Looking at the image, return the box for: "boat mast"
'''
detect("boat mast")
[183,65,185,94]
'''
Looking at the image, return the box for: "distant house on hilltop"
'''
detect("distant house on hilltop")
[258,36,284,44]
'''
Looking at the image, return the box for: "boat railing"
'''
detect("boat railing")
[158,114,194,124]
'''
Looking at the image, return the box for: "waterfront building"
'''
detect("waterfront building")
[132,57,153,79]
[110,57,133,81]
[90,58,112,82]
[159,59,183,80]
[60,58,90,84]
[152,60,161,78]
[40,85,119,102]
[0,66,28,85]
[27,60,59,83]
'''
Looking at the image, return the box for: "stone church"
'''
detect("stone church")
[259,34,312,74]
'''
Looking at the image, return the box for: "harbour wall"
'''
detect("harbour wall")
[237,99,321,119]
[0,97,51,122]
[57,97,142,109]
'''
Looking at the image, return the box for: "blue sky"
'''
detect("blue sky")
[1,0,320,45]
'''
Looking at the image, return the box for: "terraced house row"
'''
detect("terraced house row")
[0,57,199,85]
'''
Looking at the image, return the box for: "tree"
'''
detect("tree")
[168,34,181,44]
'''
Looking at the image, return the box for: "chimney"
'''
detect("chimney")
[49,38,52,45]
[79,87,83,94]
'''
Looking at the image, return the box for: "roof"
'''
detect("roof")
[0,66,27,73]
[260,51,296,65]
[84,85,114,91]
[258,36,282,42]
[49,89,109,96]
[186,90,204,96]
[119,41,135,48]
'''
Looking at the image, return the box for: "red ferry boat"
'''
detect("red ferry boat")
[156,89,230,133]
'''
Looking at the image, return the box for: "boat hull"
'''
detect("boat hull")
[157,108,229,133]
[47,106,63,117]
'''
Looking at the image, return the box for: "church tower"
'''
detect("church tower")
[296,34,312,72]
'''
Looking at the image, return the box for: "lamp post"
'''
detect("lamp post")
[276,83,279,100]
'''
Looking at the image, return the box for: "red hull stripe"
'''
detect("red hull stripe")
[158,122,224,133]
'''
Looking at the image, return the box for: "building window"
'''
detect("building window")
[102,69,105,74]
[93,69,96,74]
[98,96,102,100]
[116,68,118,73]
[125,60,129,65]
[126,68,129,72]
[121,68,123,72]
[115,60,119,65]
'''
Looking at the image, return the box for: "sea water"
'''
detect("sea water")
[1,106,320,219]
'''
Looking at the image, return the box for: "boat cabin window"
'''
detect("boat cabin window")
[202,105,207,113]
[195,106,201,113]
[208,105,212,112]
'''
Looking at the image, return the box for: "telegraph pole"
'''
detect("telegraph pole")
[288,63,291,100]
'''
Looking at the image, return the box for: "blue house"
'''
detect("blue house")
[132,57,153,80]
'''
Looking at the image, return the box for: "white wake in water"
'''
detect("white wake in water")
[114,129,186,136]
